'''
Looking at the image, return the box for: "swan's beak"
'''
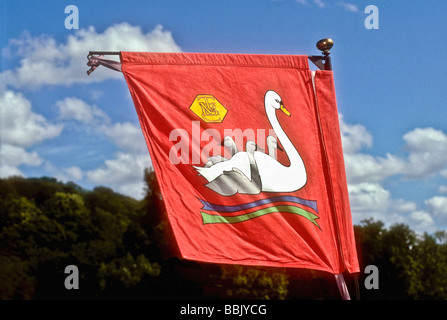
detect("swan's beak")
[280,103,291,116]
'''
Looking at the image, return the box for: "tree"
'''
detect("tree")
[0,255,35,300]
[354,219,447,300]
[217,265,289,299]
[411,233,447,299]
[0,176,160,299]
[2,175,447,300]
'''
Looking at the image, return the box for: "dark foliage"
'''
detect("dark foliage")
[1,172,446,300]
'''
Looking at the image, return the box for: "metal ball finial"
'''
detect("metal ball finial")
[316,38,334,56]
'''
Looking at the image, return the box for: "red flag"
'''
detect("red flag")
[121,52,359,274]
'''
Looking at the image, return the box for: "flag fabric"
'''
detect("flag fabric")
[120,52,359,274]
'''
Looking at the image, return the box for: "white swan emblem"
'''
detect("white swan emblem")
[193,90,307,196]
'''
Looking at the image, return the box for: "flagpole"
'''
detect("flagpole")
[316,38,333,70]
[311,39,362,300]
[310,38,356,300]
[314,38,351,301]
[308,38,333,71]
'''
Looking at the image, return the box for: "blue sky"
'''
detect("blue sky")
[2,0,447,234]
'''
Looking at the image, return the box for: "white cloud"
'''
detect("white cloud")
[347,181,430,232]
[340,114,372,154]
[312,0,325,8]
[409,210,436,234]
[50,94,148,198]
[294,0,325,8]
[56,97,110,124]
[294,0,358,11]
[348,182,390,215]
[403,127,447,150]
[0,90,62,178]
[54,96,148,196]
[89,120,149,198]
[1,22,179,194]
[340,115,405,184]
[425,196,447,219]
[100,122,146,152]
[1,90,63,148]
[337,1,358,12]
[345,153,405,184]
[295,0,309,5]
[44,162,84,182]
[2,23,182,89]
[341,116,447,233]
[86,152,151,199]
[347,182,407,226]
[341,119,447,185]
[391,199,417,213]
[0,144,43,178]
[403,128,447,179]
[64,166,84,181]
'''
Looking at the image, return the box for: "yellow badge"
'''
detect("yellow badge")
[189,95,227,123]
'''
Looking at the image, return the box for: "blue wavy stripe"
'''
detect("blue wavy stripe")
[198,195,318,213]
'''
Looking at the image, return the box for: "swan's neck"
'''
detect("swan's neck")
[266,106,302,168]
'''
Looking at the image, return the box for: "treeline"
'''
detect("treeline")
[354,218,447,300]
[0,171,446,300]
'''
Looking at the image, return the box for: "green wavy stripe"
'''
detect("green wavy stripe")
[201,205,319,227]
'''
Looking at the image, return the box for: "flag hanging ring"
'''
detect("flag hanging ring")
[86,52,122,75]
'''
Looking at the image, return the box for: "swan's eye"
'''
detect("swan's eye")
[275,99,280,103]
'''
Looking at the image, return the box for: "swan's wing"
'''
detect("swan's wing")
[205,168,261,196]
[203,169,245,196]
[193,152,251,182]
[230,167,249,180]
